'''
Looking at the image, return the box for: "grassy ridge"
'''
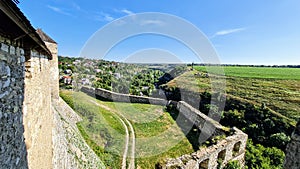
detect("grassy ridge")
[194,66,300,80]
[60,90,194,168]
[168,69,300,121]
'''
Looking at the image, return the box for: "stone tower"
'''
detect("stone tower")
[284,121,300,169]
[36,29,59,101]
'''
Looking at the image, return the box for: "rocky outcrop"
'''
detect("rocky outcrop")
[284,121,300,169]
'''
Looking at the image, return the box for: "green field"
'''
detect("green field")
[169,66,300,121]
[194,66,300,80]
[60,90,194,169]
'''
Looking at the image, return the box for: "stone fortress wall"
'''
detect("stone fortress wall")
[22,47,54,169]
[0,38,28,169]
[81,86,248,168]
[0,1,104,168]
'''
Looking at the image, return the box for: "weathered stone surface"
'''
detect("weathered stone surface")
[0,42,28,169]
[0,31,103,169]
[161,128,247,169]
[1,43,9,52]
[284,121,300,169]
[52,99,105,169]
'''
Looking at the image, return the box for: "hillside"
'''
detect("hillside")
[60,90,194,168]
[168,66,300,122]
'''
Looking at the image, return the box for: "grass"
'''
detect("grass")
[60,90,125,168]
[167,67,300,122]
[60,90,194,168]
[194,66,300,80]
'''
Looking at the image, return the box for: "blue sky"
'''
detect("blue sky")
[19,0,300,65]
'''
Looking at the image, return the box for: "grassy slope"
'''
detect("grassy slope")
[169,66,300,122]
[60,90,194,169]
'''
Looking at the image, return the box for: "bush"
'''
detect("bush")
[223,160,242,169]
[268,132,290,149]
[245,139,285,169]
[59,91,74,109]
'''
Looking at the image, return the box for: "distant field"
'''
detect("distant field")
[194,66,300,80]
[167,68,300,122]
[60,90,194,169]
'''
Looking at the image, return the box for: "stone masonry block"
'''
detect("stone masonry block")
[1,43,9,53]
[10,46,15,55]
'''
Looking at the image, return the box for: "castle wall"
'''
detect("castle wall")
[52,98,105,169]
[23,50,53,169]
[161,128,247,169]
[81,86,169,106]
[0,39,28,169]
[46,41,59,101]
[176,101,226,138]
[81,86,248,168]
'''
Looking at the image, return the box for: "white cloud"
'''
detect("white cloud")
[212,27,246,38]
[47,5,72,16]
[114,8,134,15]
[104,14,114,22]
[94,12,114,22]
[140,20,165,26]
[121,9,134,15]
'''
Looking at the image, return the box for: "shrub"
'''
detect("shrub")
[223,160,242,169]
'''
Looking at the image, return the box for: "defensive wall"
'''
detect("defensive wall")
[0,1,105,168]
[0,35,28,169]
[81,86,248,168]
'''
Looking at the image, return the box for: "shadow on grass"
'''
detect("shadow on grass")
[166,107,201,151]
[91,93,202,152]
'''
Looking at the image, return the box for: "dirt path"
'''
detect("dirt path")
[89,100,135,169]
[122,116,135,169]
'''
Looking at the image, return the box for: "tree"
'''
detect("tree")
[268,132,290,149]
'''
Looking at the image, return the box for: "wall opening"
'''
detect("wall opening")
[199,159,209,169]
[217,149,226,168]
[232,141,241,157]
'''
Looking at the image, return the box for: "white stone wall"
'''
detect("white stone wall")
[23,50,53,169]
[45,41,59,101]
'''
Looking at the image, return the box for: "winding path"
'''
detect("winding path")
[89,100,135,169]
